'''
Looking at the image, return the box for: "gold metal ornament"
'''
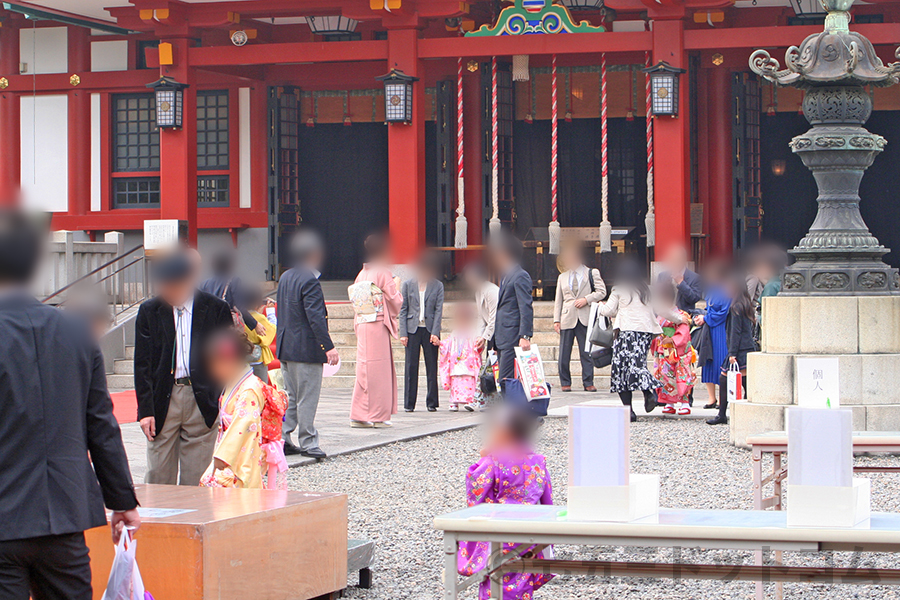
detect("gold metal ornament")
[466,60,479,72]
[712,53,724,66]
[69,74,81,86]
[0,77,8,90]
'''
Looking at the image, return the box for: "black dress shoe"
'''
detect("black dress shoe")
[644,390,659,414]
[630,410,637,422]
[427,407,437,412]
[283,442,302,456]
[301,447,327,459]
[703,403,718,410]
[706,416,728,426]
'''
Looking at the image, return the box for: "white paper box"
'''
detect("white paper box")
[787,479,871,528]
[568,474,660,522]
[568,406,630,487]
[787,408,853,487]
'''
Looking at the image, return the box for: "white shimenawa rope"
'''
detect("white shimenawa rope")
[489,56,501,238]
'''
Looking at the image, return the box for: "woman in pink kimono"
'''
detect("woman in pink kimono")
[459,407,554,600]
[348,234,403,428]
[440,304,482,411]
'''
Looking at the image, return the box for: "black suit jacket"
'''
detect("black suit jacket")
[0,293,137,542]
[134,290,233,431]
[658,268,704,314]
[493,265,534,350]
[276,266,335,364]
[199,275,259,330]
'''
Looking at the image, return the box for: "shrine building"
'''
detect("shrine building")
[1,0,900,280]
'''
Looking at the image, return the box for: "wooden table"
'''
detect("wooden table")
[747,430,900,512]
[434,504,900,600]
[86,484,348,600]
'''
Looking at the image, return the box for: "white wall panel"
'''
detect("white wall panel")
[19,27,68,74]
[91,94,101,211]
[21,95,69,212]
[91,40,128,72]
[239,87,252,209]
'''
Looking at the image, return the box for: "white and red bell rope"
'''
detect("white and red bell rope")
[645,50,656,248]
[455,56,467,248]
[489,56,501,237]
[599,53,612,252]
[549,54,561,254]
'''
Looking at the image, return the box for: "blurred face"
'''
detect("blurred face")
[208,351,242,389]
[158,278,193,308]
[489,245,510,272]
[307,248,324,272]
[561,246,581,271]
[454,308,475,330]
[665,247,688,274]
[463,269,481,290]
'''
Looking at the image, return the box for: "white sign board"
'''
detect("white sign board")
[568,405,630,487]
[144,219,186,253]
[787,407,853,487]
[796,357,840,409]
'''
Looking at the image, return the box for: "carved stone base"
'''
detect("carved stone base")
[781,263,900,296]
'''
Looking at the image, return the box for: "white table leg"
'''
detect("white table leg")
[444,534,458,600]
[490,541,503,599]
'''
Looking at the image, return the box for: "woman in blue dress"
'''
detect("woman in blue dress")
[693,260,731,410]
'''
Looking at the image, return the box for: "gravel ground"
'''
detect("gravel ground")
[287,418,900,600]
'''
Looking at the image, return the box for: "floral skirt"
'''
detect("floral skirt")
[611,330,662,393]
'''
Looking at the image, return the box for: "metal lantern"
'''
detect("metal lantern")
[561,0,603,9]
[376,69,418,123]
[641,61,686,117]
[790,0,827,18]
[146,76,189,129]
[306,15,358,35]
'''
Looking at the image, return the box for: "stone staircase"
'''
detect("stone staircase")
[107,301,611,391]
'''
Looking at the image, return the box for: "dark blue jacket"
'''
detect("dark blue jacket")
[658,268,704,314]
[276,266,334,364]
[493,264,534,350]
[0,293,137,541]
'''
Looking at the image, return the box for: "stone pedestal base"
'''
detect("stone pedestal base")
[731,295,900,447]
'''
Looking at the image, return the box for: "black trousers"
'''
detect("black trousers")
[558,321,593,388]
[404,326,439,410]
[0,533,92,600]
[497,346,517,382]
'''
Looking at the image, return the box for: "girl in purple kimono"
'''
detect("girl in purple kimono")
[458,407,554,600]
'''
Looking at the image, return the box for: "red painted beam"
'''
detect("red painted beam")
[188,40,388,67]
[0,70,158,92]
[684,23,900,49]
[419,31,652,59]
[51,210,269,232]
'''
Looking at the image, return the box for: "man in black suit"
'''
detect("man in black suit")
[657,245,704,314]
[0,210,140,599]
[200,249,267,337]
[134,252,233,486]
[489,233,534,381]
[277,231,338,459]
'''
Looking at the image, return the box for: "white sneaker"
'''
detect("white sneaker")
[373,421,393,428]
[350,420,374,428]
[449,405,459,412]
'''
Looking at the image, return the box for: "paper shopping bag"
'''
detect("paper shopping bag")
[514,345,551,401]
[727,364,743,403]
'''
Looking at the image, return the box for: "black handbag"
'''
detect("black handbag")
[589,311,615,348]
[480,370,497,395]
[590,347,612,369]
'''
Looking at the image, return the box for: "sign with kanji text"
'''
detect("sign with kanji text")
[796,357,840,409]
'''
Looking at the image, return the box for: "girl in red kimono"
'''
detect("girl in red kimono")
[651,281,697,416]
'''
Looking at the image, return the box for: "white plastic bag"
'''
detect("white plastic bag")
[101,530,145,600]
[727,363,744,403]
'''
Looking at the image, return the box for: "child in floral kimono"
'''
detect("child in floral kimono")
[458,406,554,600]
[651,281,697,416]
[439,304,482,411]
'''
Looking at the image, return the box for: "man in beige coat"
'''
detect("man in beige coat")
[553,244,606,391]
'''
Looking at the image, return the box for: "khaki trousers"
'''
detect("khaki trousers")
[145,383,217,486]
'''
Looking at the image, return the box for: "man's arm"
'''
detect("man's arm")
[677,272,704,307]
[553,274,564,323]
[515,271,534,339]
[86,344,139,512]
[430,282,444,337]
[483,286,498,341]
[398,280,409,338]
[133,305,156,422]
[586,269,607,303]
[301,276,335,353]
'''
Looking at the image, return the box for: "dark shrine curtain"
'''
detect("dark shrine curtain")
[513,118,648,236]
[297,123,389,279]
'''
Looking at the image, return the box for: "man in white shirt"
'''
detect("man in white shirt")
[134,252,233,486]
[463,262,498,352]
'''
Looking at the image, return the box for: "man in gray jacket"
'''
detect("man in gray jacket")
[399,252,444,412]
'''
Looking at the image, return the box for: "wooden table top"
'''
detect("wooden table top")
[746,431,900,448]
[130,484,344,526]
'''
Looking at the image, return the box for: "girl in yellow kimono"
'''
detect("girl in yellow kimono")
[200,331,266,489]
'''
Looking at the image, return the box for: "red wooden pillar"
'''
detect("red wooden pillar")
[463,66,482,246]
[651,19,691,257]
[68,26,91,216]
[0,23,20,205]
[158,38,198,246]
[249,85,268,215]
[707,65,733,257]
[386,28,425,263]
